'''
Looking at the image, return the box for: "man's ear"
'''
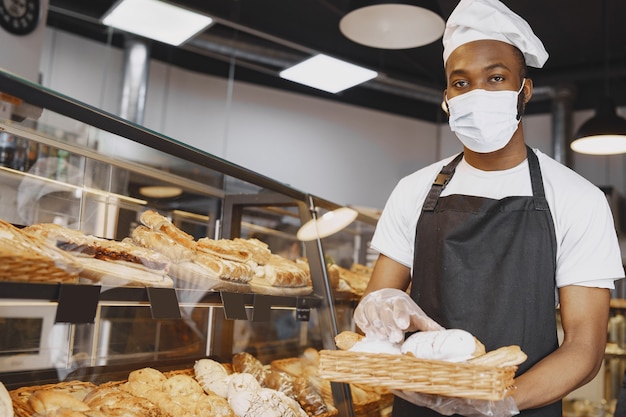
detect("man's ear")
[442,90,450,116]
[523,78,533,104]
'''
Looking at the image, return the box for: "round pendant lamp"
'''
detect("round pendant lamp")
[571,97,626,155]
[570,0,626,155]
[339,2,444,50]
[297,207,358,241]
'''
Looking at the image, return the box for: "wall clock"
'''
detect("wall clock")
[0,0,41,36]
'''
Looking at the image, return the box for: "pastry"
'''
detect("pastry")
[194,358,233,398]
[28,390,91,414]
[23,223,170,272]
[401,329,486,362]
[162,375,204,400]
[127,367,167,386]
[327,264,369,295]
[83,384,165,417]
[263,370,296,400]
[468,345,527,367]
[197,238,253,263]
[131,225,195,263]
[77,257,174,287]
[233,238,272,265]
[292,376,327,416]
[194,393,235,417]
[334,331,364,350]
[140,210,196,250]
[232,352,268,385]
[227,373,306,417]
[262,255,311,287]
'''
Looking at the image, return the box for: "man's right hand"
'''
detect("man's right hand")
[353,288,444,343]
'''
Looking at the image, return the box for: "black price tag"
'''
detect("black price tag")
[296,297,311,322]
[221,292,248,320]
[55,284,101,324]
[147,287,181,319]
[252,294,272,322]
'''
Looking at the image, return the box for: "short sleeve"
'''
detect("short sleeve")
[554,185,624,287]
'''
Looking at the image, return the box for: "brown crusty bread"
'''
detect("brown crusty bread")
[334,331,365,350]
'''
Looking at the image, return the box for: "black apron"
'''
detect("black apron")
[392,147,561,417]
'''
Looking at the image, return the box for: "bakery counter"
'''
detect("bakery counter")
[0,69,379,417]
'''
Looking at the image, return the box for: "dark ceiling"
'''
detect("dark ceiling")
[46,0,626,123]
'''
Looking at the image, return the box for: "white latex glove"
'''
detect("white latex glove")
[353,288,444,343]
[392,390,519,417]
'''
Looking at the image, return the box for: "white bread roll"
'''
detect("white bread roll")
[401,329,484,362]
[0,382,12,417]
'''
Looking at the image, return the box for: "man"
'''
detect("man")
[353,0,625,416]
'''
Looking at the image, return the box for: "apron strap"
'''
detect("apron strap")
[526,145,550,211]
[423,146,548,212]
[422,152,464,212]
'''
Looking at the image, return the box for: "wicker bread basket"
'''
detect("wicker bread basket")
[0,252,79,283]
[318,350,518,401]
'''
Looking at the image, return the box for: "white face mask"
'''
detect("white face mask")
[445,79,525,153]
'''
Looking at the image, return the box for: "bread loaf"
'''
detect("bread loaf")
[334,331,364,350]
[194,358,232,398]
[232,352,269,385]
[28,390,91,414]
[468,345,527,367]
[227,373,307,417]
[83,384,165,417]
[292,376,328,416]
[263,370,296,400]
[401,329,485,362]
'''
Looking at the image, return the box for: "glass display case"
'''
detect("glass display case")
[0,69,379,416]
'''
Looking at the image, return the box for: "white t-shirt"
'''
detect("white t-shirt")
[371,148,624,290]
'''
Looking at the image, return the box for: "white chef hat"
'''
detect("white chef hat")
[442,0,548,68]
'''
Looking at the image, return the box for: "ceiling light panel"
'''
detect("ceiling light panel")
[102,0,213,46]
[279,54,378,94]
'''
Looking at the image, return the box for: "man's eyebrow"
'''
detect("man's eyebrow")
[484,63,512,72]
[448,68,468,78]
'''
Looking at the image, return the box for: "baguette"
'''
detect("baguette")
[468,345,527,367]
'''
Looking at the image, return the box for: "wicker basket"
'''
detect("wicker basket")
[0,253,79,283]
[318,350,517,401]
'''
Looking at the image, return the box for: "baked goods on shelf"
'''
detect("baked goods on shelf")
[133,210,313,295]
[10,361,308,417]
[0,210,314,295]
[271,348,387,417]
[327,263,372,298]
[23,222,173,288]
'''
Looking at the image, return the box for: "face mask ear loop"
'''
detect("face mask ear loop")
[516,78,526,121]
[442,94,450,117]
